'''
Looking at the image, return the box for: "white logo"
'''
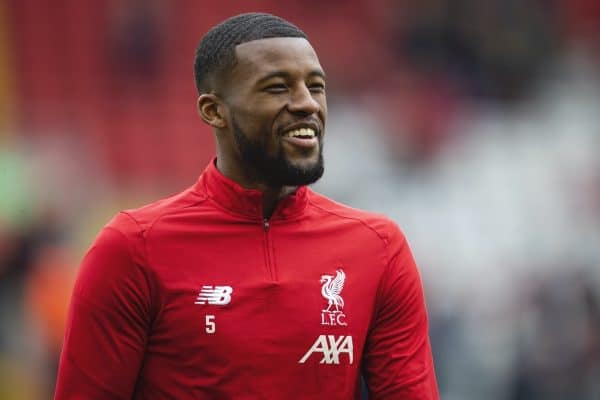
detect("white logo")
[320,269,347,326]
[299,335,354,364]
[194,286,233,305]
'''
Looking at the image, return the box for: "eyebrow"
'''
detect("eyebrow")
[256,69,326,85]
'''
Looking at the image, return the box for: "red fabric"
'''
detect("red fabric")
[55,159,439,399]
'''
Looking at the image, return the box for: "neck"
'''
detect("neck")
[261,186,297,219]
[215,154,297,219]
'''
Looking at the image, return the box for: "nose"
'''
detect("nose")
[287,84,320,115]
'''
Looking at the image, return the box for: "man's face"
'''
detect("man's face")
[222,37,327,187]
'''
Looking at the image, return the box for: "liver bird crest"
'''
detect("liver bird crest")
[320,269,345,313]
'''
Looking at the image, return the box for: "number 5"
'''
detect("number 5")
[205,315,215,334]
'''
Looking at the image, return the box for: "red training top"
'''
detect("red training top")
[55,159,439,400]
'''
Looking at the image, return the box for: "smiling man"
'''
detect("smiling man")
[198,32,327,217]
[55,13,439,400]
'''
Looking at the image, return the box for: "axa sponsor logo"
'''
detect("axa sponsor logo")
[299,335,354,365]
[320,269,347,326]
[194,285,233,305]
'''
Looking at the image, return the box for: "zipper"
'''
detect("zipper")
[263,218,277,281]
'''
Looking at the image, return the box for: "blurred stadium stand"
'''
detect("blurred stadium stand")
[1,0,599,398]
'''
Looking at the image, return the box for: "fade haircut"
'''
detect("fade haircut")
[194,13,307,95]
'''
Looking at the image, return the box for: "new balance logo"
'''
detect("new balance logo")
[298,335,354,365]
[194,286,233,305]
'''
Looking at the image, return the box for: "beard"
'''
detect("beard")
[232,117,325,187]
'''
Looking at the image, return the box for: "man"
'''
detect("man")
[55,13,439,399]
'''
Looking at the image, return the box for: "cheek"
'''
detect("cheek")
[230,94,287,146]
[238,107,279,141]
[231,111,262,138]
[232,114,280,155]
[319,98,328,120]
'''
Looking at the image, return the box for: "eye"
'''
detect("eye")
[309,83,326,93]
[264,84,288,93]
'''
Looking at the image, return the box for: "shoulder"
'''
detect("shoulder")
[115,186,207,232]
[306,189,406,248]
[96,185,207,258]
[72,189,207,306]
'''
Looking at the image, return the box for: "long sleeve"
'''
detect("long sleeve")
[362,225,439,399]
[55,217,154,400]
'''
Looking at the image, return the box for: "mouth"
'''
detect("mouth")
[280,123,321,150]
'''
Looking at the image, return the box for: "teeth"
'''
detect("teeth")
[284,128,316,138]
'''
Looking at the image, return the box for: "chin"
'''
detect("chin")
[287,155,320,170]
[277,153,324,186]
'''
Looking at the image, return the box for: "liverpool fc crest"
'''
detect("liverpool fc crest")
[320,269,347,326]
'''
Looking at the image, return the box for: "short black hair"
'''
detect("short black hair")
[194,13,308,94]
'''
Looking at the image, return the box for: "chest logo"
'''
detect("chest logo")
[299,335,354,365]
[320,269,347,326]
[194,285,233,305]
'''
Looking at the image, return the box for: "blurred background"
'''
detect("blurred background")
[0,0,599,398]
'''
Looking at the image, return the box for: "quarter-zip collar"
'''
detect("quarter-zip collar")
[195,158,309,221]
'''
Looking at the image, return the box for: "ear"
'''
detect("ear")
[197,94,227,129]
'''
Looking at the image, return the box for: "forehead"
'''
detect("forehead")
[233,37,323,79]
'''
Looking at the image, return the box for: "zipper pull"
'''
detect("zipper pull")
[263,219,270,231]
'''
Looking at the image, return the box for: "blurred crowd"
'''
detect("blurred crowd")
[1,0,599,399]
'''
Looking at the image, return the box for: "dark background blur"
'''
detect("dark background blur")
[1,0,599,399]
